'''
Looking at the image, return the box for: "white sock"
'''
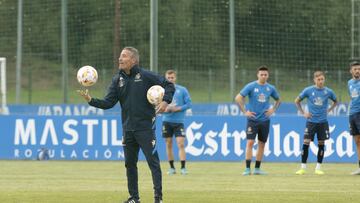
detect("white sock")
[315,163,321,170]
[301,163,306,169]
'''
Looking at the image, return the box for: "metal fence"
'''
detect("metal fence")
[0,0,355,104]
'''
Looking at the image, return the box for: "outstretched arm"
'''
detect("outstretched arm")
[78,76,119,109]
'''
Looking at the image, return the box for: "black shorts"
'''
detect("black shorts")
[246,120,270,143]
[349,112,360,136]
[304,121,330,141]
[162,121,186,138]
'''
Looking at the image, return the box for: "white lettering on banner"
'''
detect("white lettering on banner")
[102,120,109,146]
[233,130,246,156]
[185,122,205,156]
[219,123,230,156]
[40,119,59,145]
[251,140,272,157]
[283,131,301,157]
[104,149,112,159]
[82,119,98,146]
[264,139,271,156]
[25,149,32,158]
[14,119,36,145]
[187,122,248,157]
[63,119,79,145]
[70,150,77,159]
[204,130,217,156]
[14,118,121,146]
[83,150,89,158]
[184,121,356,159]
[217,104,242,116]
[336,131,355,157]
[273,124,282,156]
[230,105,239,115]
[14,149,125,159]
[37,105,104,116]
[324,139,335,157]
[111,120,122,146]
[14,149,19,158]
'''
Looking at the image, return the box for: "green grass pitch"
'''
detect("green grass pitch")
[0,161,359,203]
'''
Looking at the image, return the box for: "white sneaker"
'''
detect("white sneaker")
[351,168,360,175]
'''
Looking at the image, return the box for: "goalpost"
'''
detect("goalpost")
[0,57,9,115]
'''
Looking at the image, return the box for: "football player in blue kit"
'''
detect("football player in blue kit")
[162,70,192,175]
[235,66,281,175]
[348,61,360,175]
[295,71,337,175]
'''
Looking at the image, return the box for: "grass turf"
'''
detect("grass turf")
[0,161,359,203]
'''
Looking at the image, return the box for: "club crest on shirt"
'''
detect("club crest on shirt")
[266,87,270,91]
[314,97,323,106]
[351,89,359,98]
[247,127,252,133]
[118,77,124,87]
[134,73,142,82]
[257,93,266,103]
[254,88,259,93]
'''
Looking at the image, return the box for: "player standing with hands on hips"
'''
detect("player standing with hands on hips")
[348,61,360,175]
[295,71,337,175]
[162,70,192,175]
[235,66,281,176]
[78,47,175,203]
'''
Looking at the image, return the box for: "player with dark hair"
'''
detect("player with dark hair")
[78,47,175,203]
[348,61,360,175]
[235,66,281,175]
[162,69,192,175]
[295,71,337,175]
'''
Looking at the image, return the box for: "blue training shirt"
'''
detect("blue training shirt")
[348,79,360,115]
[240,81,280,122]
[298,85,337,123]
[162,84,192,123]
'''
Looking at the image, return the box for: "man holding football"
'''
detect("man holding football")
[78,47,175,203]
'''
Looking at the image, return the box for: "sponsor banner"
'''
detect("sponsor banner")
[0,115,356,162]
[7,103,349,116]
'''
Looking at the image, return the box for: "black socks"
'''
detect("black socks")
[317,144,325,164]
[301,144,309,164]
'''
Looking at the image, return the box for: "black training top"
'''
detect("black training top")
[89,65,175,131]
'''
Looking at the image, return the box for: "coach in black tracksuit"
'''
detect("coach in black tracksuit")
[78,47,175,203]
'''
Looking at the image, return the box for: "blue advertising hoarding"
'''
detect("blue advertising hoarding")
[0,115,356,162]
[7,102,350,116]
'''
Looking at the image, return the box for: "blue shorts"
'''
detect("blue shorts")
[304,121,329,141]
[246,119,270,143]
[162,121,186,138]
[349,112,360,136]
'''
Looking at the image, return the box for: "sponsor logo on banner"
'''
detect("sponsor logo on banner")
[0,115,356,162]
[184,121,355,161]
[11,117,124,160]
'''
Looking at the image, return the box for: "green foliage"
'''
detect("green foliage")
[0,0,354,103]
